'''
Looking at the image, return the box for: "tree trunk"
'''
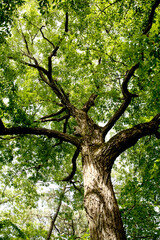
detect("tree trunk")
[82,143,127,240]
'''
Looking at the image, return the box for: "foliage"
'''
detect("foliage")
[0,0,160,239]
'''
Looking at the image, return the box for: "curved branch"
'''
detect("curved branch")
[19,17,76,116]
[102,63,139,136]
[82,94,98,113]
[39,26,55,48]
[24,17,55,47]
[102,1,160,137]
[62,148,80,181]
[143,0,160,35]
[0,125,80,147]
[122,63,139,97]
[103,113,160,169]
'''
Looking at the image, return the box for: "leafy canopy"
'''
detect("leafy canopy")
[0,0,160,239]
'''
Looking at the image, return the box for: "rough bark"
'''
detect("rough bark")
[0,1,159,239]
[82,147,127,240]
[77,112,160,240]
[74,110,126,239]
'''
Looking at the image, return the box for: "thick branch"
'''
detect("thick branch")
[62,148,80,181]
[0,126,80,147]
[143,0,160,35]
[103,113,160,169]
[82,94,98,113]
[63,115,69,133]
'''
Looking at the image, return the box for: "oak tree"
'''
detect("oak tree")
[0,0,160,239]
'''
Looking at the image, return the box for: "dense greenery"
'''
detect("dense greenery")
[0,0,160,239]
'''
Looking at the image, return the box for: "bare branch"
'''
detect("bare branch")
[102,95,132,136]
[49,80,76,116]
[24,17,56,48]
[47,12,69,80]
[62,148,80,181]
[39,70,50,85]
[63,115,69,133]
[48,46,59,80]
[21,14,75,115]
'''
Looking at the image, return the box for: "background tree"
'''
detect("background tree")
[0,0,160,239]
